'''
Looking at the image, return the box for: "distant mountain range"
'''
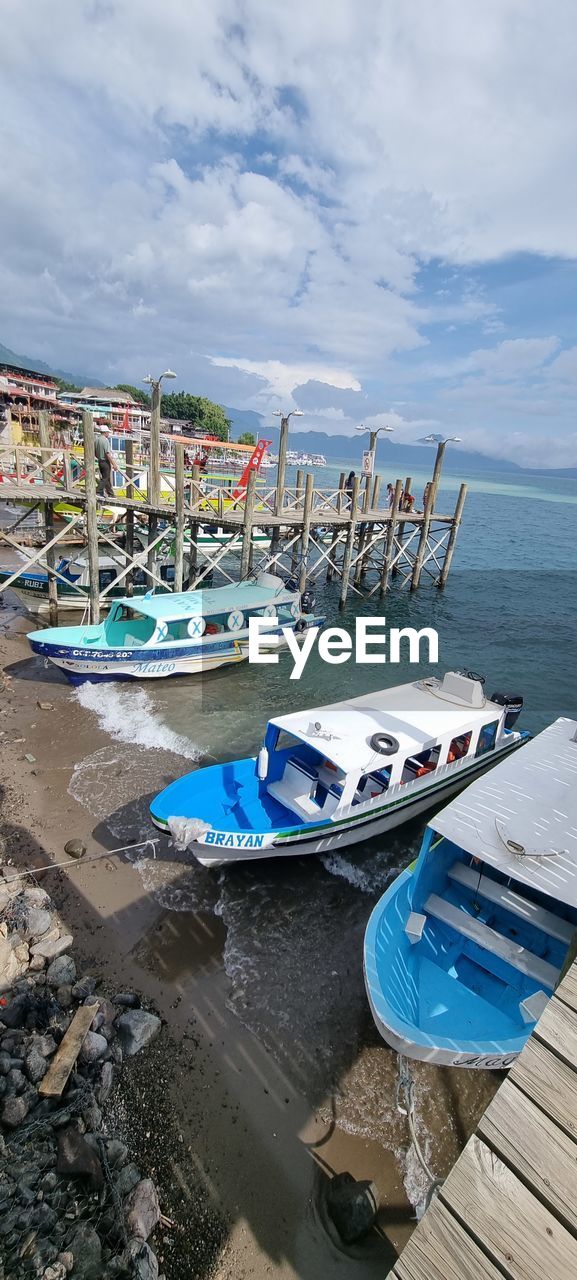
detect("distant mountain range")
[2,339,575,477]
[0,340,104,391]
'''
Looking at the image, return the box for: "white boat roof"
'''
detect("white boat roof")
[268,674,500,774]
[432,717,577,908]
[111,573,293,621]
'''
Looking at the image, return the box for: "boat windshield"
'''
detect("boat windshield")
[105,606,156,648]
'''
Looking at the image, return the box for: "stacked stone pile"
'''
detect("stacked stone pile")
[0,869,164,1280]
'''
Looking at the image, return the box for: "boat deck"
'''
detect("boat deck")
[389,960,577,1279]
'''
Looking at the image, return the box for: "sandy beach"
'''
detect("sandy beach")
[1,603,501,1278]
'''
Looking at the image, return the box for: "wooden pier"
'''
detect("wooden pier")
[390,962,577,1279]
[0,411,468,622]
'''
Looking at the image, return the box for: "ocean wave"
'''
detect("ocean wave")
[75,683,200,760]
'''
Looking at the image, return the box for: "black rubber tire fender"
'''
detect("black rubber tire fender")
[369,732,399,756]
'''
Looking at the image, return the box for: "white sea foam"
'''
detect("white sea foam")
[319,853,375,894]
[75,683,200,760]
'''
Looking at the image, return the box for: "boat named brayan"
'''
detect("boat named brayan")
[150,671,527,866]
[27,573,321,683]
[364,716,577,1070]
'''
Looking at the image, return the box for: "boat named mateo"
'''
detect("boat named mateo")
[150,671,526,867]
[364,716,577,1070]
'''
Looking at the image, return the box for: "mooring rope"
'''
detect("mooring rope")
[1,837,160,885]
[397,1055,444,1207]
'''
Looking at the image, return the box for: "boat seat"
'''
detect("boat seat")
[448,862,573,945]
[424,893,560,989]
[268,760,335,820]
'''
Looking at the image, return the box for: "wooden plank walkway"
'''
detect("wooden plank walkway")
[389,963,577,1279]
[0,480,455,527]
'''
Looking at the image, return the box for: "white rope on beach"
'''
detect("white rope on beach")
[397,1055,444,1206]
[1,837,160,885]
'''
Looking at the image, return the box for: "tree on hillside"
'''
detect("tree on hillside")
[114,384,151,406]
[160,392,232,441]
[55,378,81,392]
[237,431,256,446]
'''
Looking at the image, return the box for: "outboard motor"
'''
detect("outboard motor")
[301,588,316,614]
[490,692,524,729]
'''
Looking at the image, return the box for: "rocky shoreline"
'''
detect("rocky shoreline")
[0,863,164,1280]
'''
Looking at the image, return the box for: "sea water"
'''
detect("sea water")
[71,461,577,1208]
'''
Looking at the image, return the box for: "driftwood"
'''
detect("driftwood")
[39,1003,98,1097]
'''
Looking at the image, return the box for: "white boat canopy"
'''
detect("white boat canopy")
[109,574,293,624]
[267,673,503,776]
[432,716,577,908]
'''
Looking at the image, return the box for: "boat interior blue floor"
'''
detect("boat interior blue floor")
[152,757,300,831]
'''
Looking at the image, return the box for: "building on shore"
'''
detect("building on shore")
[57,387,151,435]
[0,361,76,445]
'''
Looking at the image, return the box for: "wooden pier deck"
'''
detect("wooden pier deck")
[389,963,577,1279]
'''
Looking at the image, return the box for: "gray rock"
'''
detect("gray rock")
[66,1223,102,1278]
[2,1094,30,1127]
[7,1066,26,1092]
[106,1139,128,1168]
[72,976,97,1001]
[112,992,141,1008]
[29,953,47,972]
[115,1161,141,1198]
[21,885,50,907]
[25,1045,48,1084]
[124,1178,160,1240]
[123,1239,159,1280]
[56,984,73,1009]
[81,1097,102,1131]
[79,1031,107,1064]
[46,955,77,986]
[0,994,27,1027]
[116,1010,161,1057]
[34,1033,57,1057]
[326,1172,378,1244]
[22,906,53,940]
[31,935,74,960]
[57,1252,74,1274]
[97,1060,114,1103]
[57,1127,103,1188]
[0,1052,11,1074]
[64,839,86,859]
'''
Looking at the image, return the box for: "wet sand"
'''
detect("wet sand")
[0,601,502,1278]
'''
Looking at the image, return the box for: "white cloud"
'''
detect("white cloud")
[1,1,577,463]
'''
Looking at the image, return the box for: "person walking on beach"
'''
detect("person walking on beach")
[94,423,116,497]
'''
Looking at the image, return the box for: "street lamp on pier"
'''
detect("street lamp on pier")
[142,369,177,505]
[423,434,461,506]
[355,422,394,507]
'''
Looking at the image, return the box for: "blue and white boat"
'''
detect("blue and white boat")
[364,716,577,1070]
[150,671,526,866]
[27,572,321,683]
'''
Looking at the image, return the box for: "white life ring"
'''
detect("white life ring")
[290,600,300,619]
[227,609,244,632]
[262,604,277,618]
[155,621,169,643]
[187,616,206,639]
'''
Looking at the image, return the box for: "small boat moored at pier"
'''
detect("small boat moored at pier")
[364,716,577,1069]
[27,572,321,683]
[150,671,527,866]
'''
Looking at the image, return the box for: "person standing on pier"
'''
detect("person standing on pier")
[387,482,394,507]
[94,422,116,497]
[345,470,355,507]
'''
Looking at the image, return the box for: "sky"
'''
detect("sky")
[2,0,577,467]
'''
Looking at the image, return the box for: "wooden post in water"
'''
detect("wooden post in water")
[410,481,436,590]
[380,478,403,597]
[174,443,185,593]
[339,475,360,608]
[240,466,257,579]
[392,474,412,578]
[147,513,157,584]
[438,483,467,589]
[187,463,201,587]
[290,469,304,575]
[298,473,314,593]
[353,467,372,585]
[38,412,58,626]
[82,409,100,624]
[124,438,134,597]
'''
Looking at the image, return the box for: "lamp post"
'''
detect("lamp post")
[272,409,304,516]
[423,434,461,507]
[355,422,394,510]
[142,369,177,505]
